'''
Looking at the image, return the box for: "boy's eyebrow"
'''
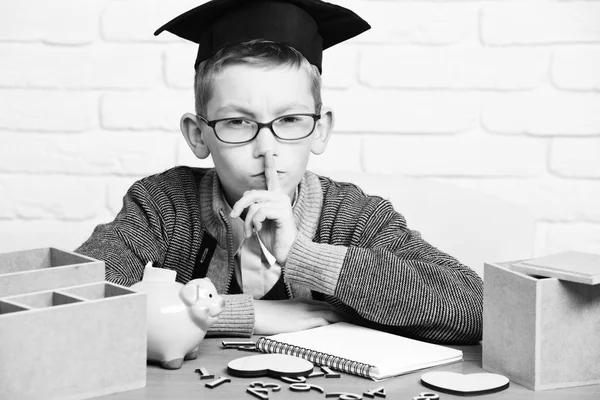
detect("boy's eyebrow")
[214,105,256,117]
[214,103,312,118]
[275,103,312,114]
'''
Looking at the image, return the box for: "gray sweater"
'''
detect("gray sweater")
[76,167,483,344]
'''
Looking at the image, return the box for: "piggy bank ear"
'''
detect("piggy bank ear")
[179,281,200,307]
[179,278,216,306]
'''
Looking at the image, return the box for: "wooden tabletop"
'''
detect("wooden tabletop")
[102,337,600,400]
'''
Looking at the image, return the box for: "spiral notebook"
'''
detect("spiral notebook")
[255,322,463,380]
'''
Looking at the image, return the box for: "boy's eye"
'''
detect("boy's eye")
[225,118,252,126]
[279,116,301,124]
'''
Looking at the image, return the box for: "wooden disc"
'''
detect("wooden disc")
[228,354,313,378]
[421,371,509,396]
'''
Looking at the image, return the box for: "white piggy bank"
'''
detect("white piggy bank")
[131,263,225,369]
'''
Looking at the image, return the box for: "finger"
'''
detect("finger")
[264,150,281,192]
[243,203,262,238]
[303,317,331,330]
[243,202,277,237]
[230,190,283,218]
[244,202,286,237]
[322,310,346,323]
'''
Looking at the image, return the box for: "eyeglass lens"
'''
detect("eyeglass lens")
[215,115,316,143]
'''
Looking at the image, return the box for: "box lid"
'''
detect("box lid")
[511,251,600,285]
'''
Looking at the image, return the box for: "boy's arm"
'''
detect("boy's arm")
[284,193,483,345]
[206,294,255,337]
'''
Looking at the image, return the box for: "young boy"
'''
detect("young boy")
[76,0,483,344]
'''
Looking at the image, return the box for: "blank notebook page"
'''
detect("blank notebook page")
[265,322,463,380]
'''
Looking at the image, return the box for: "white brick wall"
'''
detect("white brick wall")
[1,0,598,259]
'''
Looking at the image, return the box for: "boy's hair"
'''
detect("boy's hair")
[194,39,322,116]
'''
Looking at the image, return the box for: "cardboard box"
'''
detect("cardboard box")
[0,248,146,400]
[483,260,600,391]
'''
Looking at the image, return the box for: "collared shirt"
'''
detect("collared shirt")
[221,189,297,299]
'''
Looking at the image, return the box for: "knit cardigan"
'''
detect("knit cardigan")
[76,167,483,345]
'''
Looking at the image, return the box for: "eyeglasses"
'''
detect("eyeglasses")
[197,113,321,144]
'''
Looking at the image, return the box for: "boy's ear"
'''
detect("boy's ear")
[311,107,334,155]
[180,113,211,159]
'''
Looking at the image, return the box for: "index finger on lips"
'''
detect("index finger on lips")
[264,150,280,192]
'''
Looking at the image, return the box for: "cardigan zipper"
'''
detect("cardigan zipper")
[218,209,236,293]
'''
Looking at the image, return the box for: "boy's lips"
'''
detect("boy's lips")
[251,171,283,177]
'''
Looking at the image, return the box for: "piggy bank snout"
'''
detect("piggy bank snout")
[210,297,226,316]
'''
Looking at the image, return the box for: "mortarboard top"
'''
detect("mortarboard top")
[154,0,370,72]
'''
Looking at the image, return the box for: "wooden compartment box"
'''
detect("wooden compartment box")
[0,247,104,297]
[483,260,600,391]
[0,248,146,400]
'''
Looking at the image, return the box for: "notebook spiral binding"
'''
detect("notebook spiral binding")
[255,336,375,378]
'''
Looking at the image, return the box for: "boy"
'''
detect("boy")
[76,0,483,344]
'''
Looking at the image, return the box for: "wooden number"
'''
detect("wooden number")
[204,376,231,389]
[289,383,325,393]
[249,382,281,392]
[247,388,270,400]
[280,375,307,383]
[326,392,363,400]
[413,393,439,400]
[363,387,386,398]
[320,365,341,378]
[194,367,214,380]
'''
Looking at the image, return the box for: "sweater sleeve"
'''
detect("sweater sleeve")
[75,175,256,338]
[284,186,483,345]
[75,179,168,285]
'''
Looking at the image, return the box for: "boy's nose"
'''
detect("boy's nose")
[252,125,278,157]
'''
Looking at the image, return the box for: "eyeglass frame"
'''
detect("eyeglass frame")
[196,113,322,144]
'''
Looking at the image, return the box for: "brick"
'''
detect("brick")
[0,220,102,254]
[101,90,193,130]
[322,45,359,89]
[0,44,163,89]
[363,133,546,177]
[102,0,203,42]
[0,0,103,44]
[0,132,178,176]
[0,181,12,219]
[478,178,600,223]
[552,48,600,90]
[482,3,600,45]
[360,47,549,90]
[481,90,600,136]
[351,1,478,45]
[323,88,479,134]
[165,43,197,89]
[0,175,106,220]
[0,90,98,132]
[307,133,363,173]
[550,138,600,178]
[543,223,600,256]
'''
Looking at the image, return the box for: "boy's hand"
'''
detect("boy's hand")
[230,151,297,264]
[253,299,346,335]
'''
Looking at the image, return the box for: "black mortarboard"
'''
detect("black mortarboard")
[154,0,370,72]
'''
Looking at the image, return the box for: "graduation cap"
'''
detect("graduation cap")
[154,0,370,72]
